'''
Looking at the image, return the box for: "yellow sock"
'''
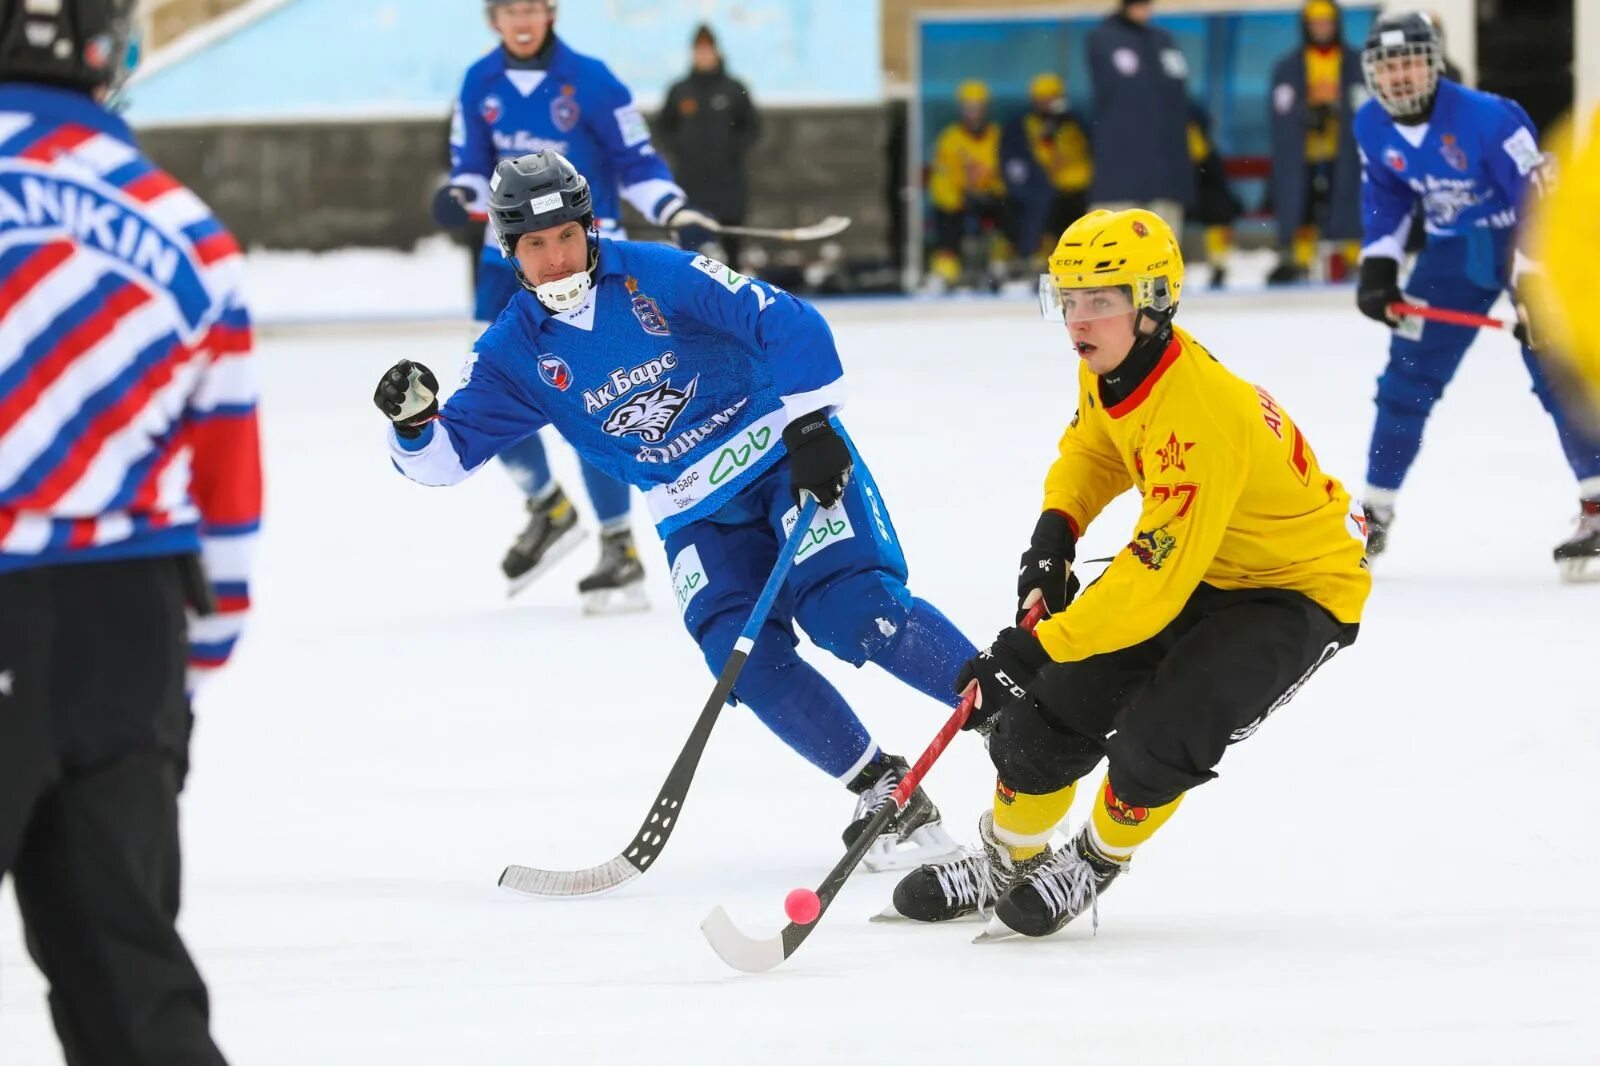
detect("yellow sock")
[930,250,961,283]
[1087,778,1183,862]
[1204,225,1232,267]
[992,779,1076,862]
[1292,225,1318,269]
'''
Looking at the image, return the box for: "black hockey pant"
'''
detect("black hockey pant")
[990,583,1360,808]
[0,556,227,1066]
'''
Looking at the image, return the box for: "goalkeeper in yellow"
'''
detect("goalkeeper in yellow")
[883,209,1371,939]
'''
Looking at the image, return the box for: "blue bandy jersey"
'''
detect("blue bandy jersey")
[389,240,847,537]
[449,38,685,236]
[1355,79,1543,261]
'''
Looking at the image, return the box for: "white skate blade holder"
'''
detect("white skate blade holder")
[1559,556,1600,583]
[972,915,1022,944]
[862,822,961,873]
[580,581,651,616]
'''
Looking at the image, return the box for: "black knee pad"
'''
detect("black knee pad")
[1104,731,1216,809]
[988,695,1104,796]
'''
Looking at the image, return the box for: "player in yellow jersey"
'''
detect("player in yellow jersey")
[1527,105,1600,570]
[881,209,1371,938]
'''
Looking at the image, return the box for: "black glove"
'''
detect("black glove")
[1356,256,1403,326]
[373,360,440,439]
[1017,510,1080,623]
[431,183,477,229]
[665,204,719,251]
[783,410,853,508]
[955,627,1052,734]
[1513,284,1541,350]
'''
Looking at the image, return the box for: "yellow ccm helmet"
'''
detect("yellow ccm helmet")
[1040,209,1185,335]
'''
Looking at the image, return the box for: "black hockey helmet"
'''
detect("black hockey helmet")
[0,0,141,97]
[1361,11,1444,120]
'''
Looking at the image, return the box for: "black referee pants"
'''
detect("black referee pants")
[0,556,226,1066]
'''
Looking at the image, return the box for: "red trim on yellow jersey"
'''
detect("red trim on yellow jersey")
[1104,336,1182,420]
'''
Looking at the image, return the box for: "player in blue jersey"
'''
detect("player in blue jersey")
[1352,12,1600,578]
[435,0,716,608]
[379,152,976,867]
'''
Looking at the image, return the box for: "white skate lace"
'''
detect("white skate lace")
[932,847,1001,913]
[1027,848,1103,932]
[852,768,900,823]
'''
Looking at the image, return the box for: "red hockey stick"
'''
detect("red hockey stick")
[701,601,1049,972]
[1389,302,1518,333]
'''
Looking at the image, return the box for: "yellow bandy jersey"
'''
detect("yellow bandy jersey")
[1036,326,1371,663]
[1024,113,1092,194]
[929,122,1004,213]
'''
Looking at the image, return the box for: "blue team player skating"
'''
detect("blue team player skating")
[435,0,719,607]
[1352,11,1600,579]
[379,152,977,867]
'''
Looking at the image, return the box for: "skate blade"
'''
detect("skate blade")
[972,917,1022,944]
[1558,557,1600,583]
[504,526,588,599]
[869,903,986,924]
[862,824,962,873]
[580,581,651,615]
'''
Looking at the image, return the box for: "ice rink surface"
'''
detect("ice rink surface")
[4,291,1596,1064]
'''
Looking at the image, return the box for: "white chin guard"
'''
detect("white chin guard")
[533,269,592,312]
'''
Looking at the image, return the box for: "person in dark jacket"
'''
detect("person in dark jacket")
[1085,0,1194,231]
[1001,72,1094,270]
[1188,101,1244,289]
[657,24,761,268]
[1267,0,1365,284]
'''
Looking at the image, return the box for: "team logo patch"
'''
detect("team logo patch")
[84,34,114,71]
[1440,134,1469,172]
[1130,526,1176,571]
[1103,781,1149,826]
[481,94,503,124]
[995,779,1017,806]
[602,376,698,443]
[1154,431,1194,473]
[625,276,669,335]
[1131,219,1148,237]
[551,86,580,133]
[537,354,572,391]
[1384,146,1407,173]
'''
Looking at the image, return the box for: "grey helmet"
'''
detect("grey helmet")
[1361,11,1444,121]
[0,0,142,98]
[488,151,598,309]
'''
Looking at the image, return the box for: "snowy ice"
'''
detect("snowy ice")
[3,278,1596,1064]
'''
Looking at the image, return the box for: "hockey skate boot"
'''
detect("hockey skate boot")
[981,826,1127,940]
[578,527,649,614]
[1554,499,1600,582]
[1361,502,1393,561]
[502,487,585,597]
[877,811,1052,923]
[843,754,960,873]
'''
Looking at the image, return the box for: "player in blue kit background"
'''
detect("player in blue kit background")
[1352,11,1600,579]
[434,0,717,608]
[381,152,975,868]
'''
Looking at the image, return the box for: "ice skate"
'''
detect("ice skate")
[1361,501,1392,561]
[875,811,1050,923]
[1554,500,1600,582]
[502,488,585,597]
[578,527,648,614]
[843,754,960,873]
[977,825,1126,942]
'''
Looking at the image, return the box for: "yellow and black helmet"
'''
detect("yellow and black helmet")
[1041,208,1184,331]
